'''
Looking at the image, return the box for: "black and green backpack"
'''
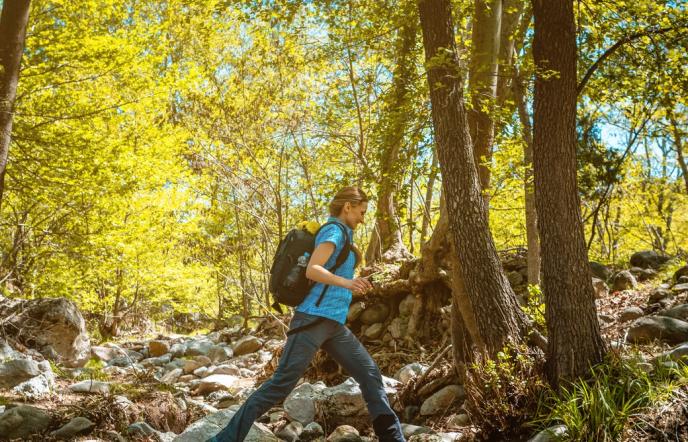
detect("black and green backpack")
[269,221,351,312]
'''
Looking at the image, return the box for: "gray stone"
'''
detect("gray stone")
[208,345,234,363]
[276,421,303,442]
[592,278,609,299]
[128,421,156,437]
[612,271,637,291]
[649,288,674,304]
[284,382,326,425]
[172,408,277,441]
[327,425,361,442]
[170,343,187,358]
[141,353,172,368]
[193,374,239,395]
[659,304,688,321]
[0,405,51,440]
[507,271,524,287]
[395,362,428,383]
[657,343,688,363]
[363,323,385,339]
[212,364,241,376]
[627,316,688,345]
[301,422,325,441]
[590,261,612,281]
[320,376,400,417]
[528,425,568,442]
[402,424,434,438]
[674,266,688,282]
[183,359,204,374]
[52,416,95,439]
[630,250,669,269]
[447,413,470,427]
[619,306,644,322]
[11,373,54,400]
[91,345,127,362]
[388,317,408,340]
[672,283,688,294]
[160,368,183,384]
[0,339,22,360]
[360,303,390,325]
[407,434,443,442]
[233,336,263,356]
[0,358,41,388]
[194,366,210,378]
[185,340,214,357]
[420,385,465,416]
[69,380,111,394]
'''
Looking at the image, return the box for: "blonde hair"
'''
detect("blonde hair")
[329,186,368,267]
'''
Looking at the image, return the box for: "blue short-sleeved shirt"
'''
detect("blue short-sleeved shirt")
[296,217,355,324]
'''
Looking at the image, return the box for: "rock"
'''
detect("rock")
[360,303,390,325]
[659,304,688,321]
[402,424,434,438]
[679,276,688,284]
[612,271,637,291]
[178,374,197,383]
[320,377,400,417]
[590,261,612,281]
[0,295,90,367]
[407,434,444,442]
[233,336,263,356]
[627,316,688,345]
[420,385,465,416]
[619,306,644,322]
[141,354,172,368]
[363,323,385,339]
[592,278,609,299]
[0,405,52,440]
[630,250,670,269]
[128,421,156,437]
[12,372,54,400]
[0,339,22,360]
[194,366,210,378]
[388,317,408,340]
[0,358,41,388]
[285,382,326,425]
[69,380,111,394]
[184,340,214,357]
[160,368,183,384]
[327,425,361,442]
[212,364,241,376]
[657,343,688,362]
[649,288,674,304]
[170,343,187,358]
[172,408,277,441]
[674,266,688,282]
[672,283,688,294]
[447,413,470,427]
[399,294,416,317]
[183,359,204,374]
[52,416,95,439]
[276,421,303,442]
[148,340,170,357]
[347,302,366,322]
[598,314,615,325]
[529,424,568,442]
[395,362,428,383]
[193,374,239,396]
[300,422,325,441]
[208,345,234,363]
[91,345,127,362]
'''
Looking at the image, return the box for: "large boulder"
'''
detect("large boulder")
[232,336,263,356]
[172,408,276,442]
[0,295,90,367]
[627,316,688,345]
[319,376,400,417]
[674,265,688,282]
[0,405,52,440]
[658,304,688,322]
[0,358,41,388]
[589,262,612,281]
[630,250,670,270]
[420,385,465,416]
[612,271,637,291]
[284,382,327,425]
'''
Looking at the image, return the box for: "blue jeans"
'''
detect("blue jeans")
[208,312,405,442]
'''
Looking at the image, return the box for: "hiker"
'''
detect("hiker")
[207,186,405,442]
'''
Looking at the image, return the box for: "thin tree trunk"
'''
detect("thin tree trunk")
[0,0,31,210]
[421,150,438,244]
[668,115,688,194]
[418,0,527,358]
[513,66,540,286]
[532,0,606,387]
[467,0,502,199]
[366,12,417,264]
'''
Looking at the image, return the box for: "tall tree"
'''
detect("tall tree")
[0,0,31,210]
[417,0,527,359]
[532,0,606,386]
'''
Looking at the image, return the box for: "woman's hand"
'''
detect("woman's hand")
[346,277,373,295]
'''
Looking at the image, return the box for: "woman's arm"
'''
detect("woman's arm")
[305,242,372,294]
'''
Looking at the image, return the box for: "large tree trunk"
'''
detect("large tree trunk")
[366,12,417,265]
[532,0,605,387]
[467,0,502,199]
[0,0,31,210]
[418,0,527,358]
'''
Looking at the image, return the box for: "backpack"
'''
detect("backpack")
[269,221,351,313]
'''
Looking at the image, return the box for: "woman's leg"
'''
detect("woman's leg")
[321,325,405,442]
[208,316,328,442]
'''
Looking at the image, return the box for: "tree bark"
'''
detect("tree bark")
[0,0,31,210]
[418,0,527,358]
[668,115,688,194]
[467,0,502,199]
[532,0,605,387]
[366,12,417,265]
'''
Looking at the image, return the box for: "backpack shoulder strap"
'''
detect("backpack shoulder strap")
[314,221,351,272]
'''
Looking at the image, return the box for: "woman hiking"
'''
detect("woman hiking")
[208,186,406,442]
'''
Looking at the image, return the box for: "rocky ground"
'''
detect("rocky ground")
[1,250,688,441]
